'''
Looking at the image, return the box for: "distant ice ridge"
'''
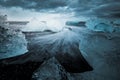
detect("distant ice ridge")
[22,18,63,32]
[22,18,48,32]
[0,24,28,59]
[86,18,120,33]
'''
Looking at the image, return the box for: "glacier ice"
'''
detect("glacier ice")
[78,30,120,80]
[86,18,120,33]
[32,57,73,80]
[0,24,28,59]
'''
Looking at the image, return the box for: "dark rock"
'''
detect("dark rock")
[0,61,42,80]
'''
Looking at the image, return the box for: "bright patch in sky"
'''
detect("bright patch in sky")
[0,7,88,32]
[22,12,76,32]
[22,14,67,32]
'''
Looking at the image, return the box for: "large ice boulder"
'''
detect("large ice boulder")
[86,18,120,33]
[79,31,120,80]
[0,25,28,59]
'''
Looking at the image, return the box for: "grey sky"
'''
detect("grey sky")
[0,0,120,19]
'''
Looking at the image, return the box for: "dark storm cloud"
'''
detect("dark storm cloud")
[92,2,120,18]
[0,0,120,18]
[0,0,68,10]
[73,0,120,18]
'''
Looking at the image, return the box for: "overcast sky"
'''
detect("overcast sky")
[0,0,120,20]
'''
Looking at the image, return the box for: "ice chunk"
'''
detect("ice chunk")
[0,25,28,59]
[86,18,120,33]
[79,31,120,80]
[32,57,73,80]
[94,23,114,32]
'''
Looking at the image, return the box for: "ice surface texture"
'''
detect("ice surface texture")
[0,25,28,59]
[86,18,120,33]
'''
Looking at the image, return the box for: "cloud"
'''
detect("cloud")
[0,0,120,18]
[0,0,68,10]
[92,2,120,18]
[72,0,120,18]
